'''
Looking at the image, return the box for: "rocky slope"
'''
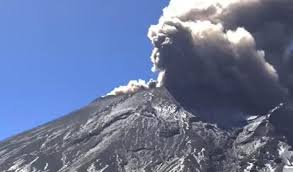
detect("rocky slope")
[0,87,293,172]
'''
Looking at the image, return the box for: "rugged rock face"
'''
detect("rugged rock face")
[0,87,293,172]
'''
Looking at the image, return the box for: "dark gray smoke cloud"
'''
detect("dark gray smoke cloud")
[148,0,293,112]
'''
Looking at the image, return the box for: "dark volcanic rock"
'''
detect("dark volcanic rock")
[0,87,293,172]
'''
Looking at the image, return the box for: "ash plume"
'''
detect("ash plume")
[148,0,293,112]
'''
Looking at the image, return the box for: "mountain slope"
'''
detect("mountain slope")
[0,87,293,172]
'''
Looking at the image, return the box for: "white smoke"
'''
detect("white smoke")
[107,79,156,96]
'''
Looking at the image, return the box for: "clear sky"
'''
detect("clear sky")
[0,0,168,141]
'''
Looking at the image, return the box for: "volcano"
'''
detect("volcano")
[1,87,293,172]
[2,0,293,171]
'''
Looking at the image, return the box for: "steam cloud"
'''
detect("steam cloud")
[148,0,293,112]
[108,0,293,113]
[107,79,156,96]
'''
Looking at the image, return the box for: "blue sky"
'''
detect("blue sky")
[0,0,168,140]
